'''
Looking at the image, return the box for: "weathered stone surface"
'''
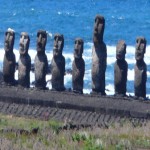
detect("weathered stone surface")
[0,86,150,127]
[0,100,149,128]
[97,114,105,127]
[91,15,107,95]
[0,71,3,83]
[72,38,85,94]
[3,30,16,85]
[34,30,48,89]
[114,40,128,96]
[18,32,31,88]
[51,34,65,91]
[134,37,147,98]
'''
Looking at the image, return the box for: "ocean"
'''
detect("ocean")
[0,0,150,96]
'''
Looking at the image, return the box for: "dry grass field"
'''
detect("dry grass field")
[0,114,150,150]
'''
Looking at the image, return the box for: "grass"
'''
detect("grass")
[0,113,150,150]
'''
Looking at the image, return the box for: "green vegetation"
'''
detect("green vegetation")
[0,114,150,150]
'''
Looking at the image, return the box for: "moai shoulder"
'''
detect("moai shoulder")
[114,40,128,96]
[134,37,147,98]
[18,32,31,88]
[3,30,16,86]
[34,30,48,89]
[72,38,85,94]
[51,33,65,91]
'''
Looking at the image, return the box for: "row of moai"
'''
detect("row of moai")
[3,29,85,93]
[2,14,147,98]
[92,15,147,98]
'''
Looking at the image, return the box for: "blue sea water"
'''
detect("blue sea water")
[0,0,150,96]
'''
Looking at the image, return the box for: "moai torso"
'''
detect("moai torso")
[134,37,147,98]
[34,30,48,89]
[51,34,65,91]
[3,30,16,85]
[114,40,128,96]
[91,15,107,95]
[72,38,85,94]
[18,32,31,88]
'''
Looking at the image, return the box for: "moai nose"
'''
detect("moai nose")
[54,42,58,48]
[75,42,78,49]
[6,33,10,41]
[20,35,24,45]
[54,38,59,47]
[38,34,42,42]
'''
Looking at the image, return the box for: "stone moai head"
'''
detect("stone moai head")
[53,34,64,58]
[116,40,126,60]
[19,32,30,55]
[135,37,146,62]
[93,15,105,46]
[37,30,47,54]
[74,38,84,59]
[4,30,15,53]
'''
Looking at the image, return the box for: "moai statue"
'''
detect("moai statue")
[114,40,128,96]
[3,30,16,85]
[134,37,147,98]
[34,30,48,89]
[18,32,31,88]
[72,38,85,94]
[51,34,65,91]
[91,15,107,95]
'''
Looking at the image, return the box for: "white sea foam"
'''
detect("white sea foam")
[107,56,115,65]
[127,69,134,81]
[57,11,62,15]
[46,74,52,89]
[57,11,77,17]
[85,42,93,48]
[106,84,114,95]
[13,13,16,16]
[118,16,125,20]
[7,28,15,32]
[46,31,53,39]
[83,89,92,94]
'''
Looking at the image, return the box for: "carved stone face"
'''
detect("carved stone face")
[19,32,30,55]
[37,30,47,54]
[4,31,15,52]
[74,38,83,59]
[116,40,126,60]
[93,15,105,46]
[53,34,64,57]
[135,37,146,61]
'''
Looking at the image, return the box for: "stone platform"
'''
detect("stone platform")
[0,86,150,127]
